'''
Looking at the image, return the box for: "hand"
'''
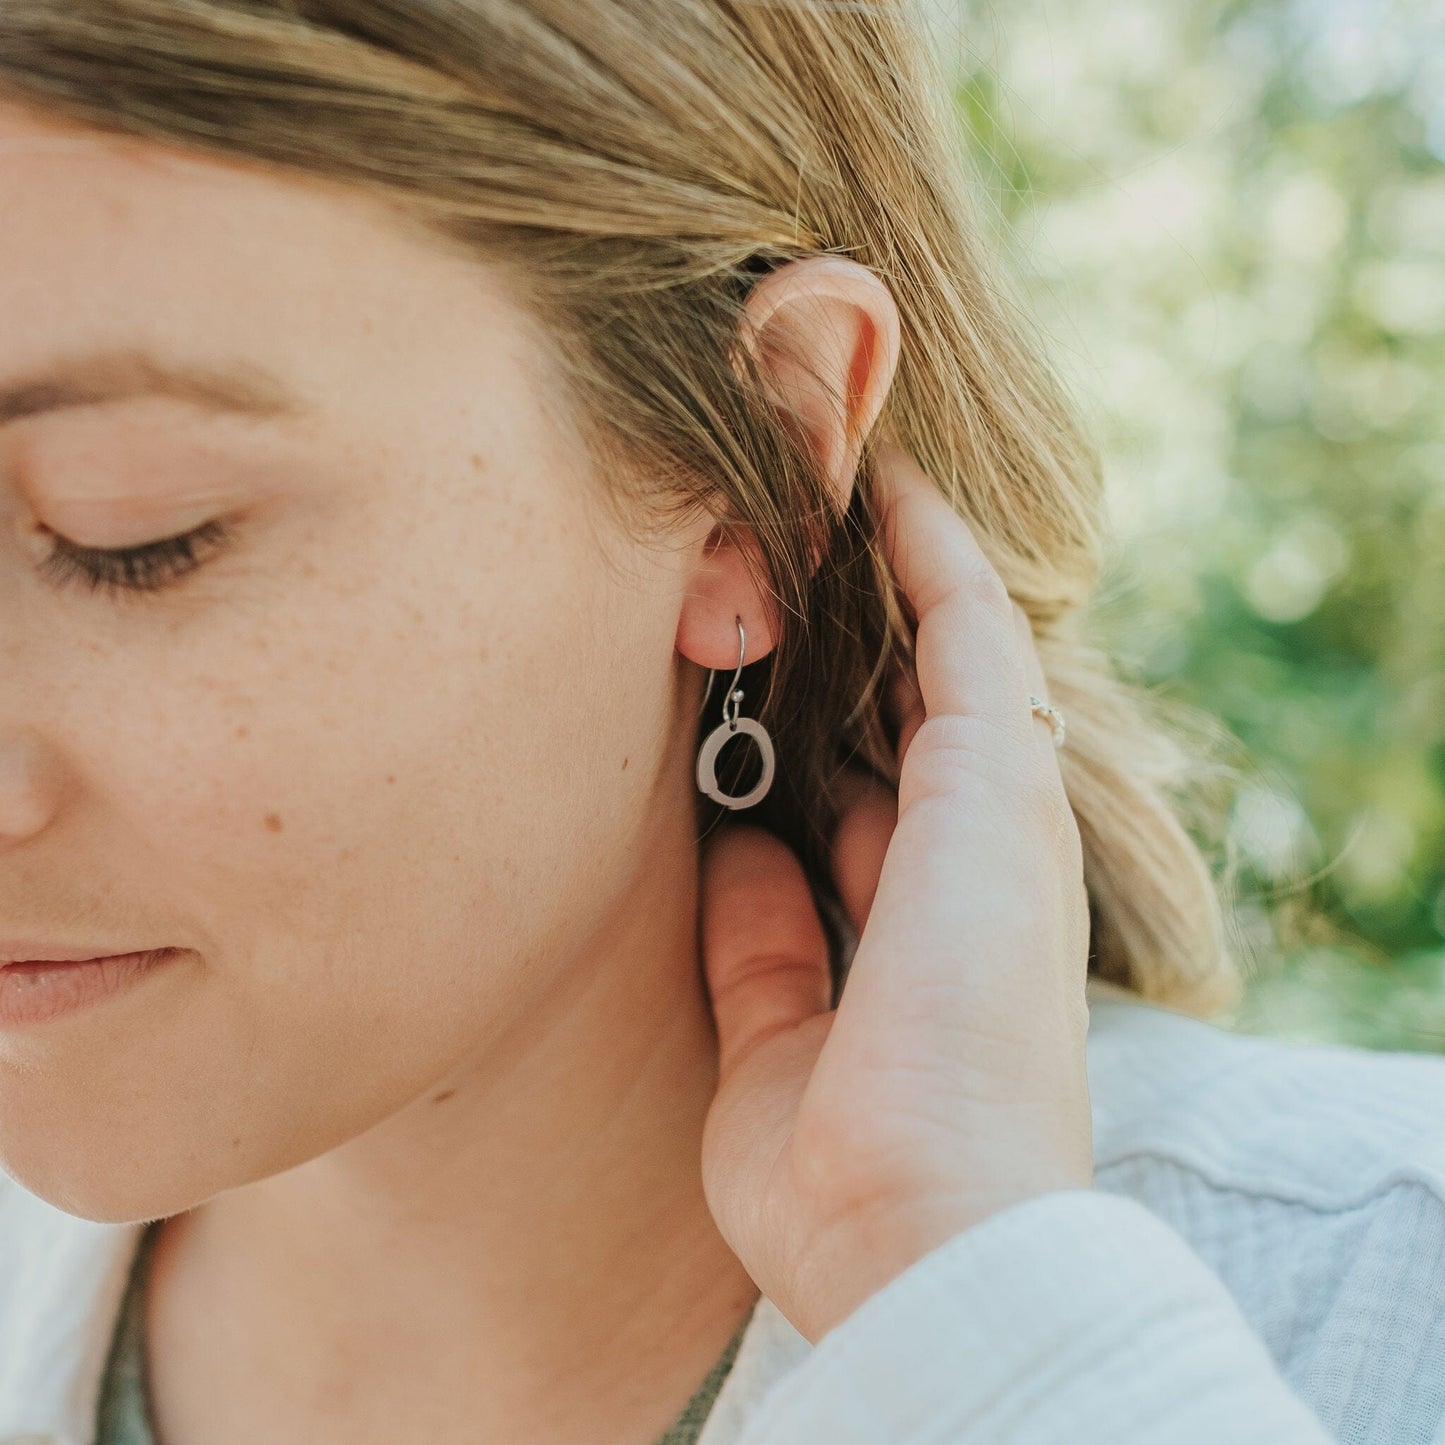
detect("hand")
[697,437,1094,1345]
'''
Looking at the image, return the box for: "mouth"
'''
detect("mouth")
[0,948,181,1027]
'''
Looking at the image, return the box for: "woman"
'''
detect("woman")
[0,3,1440,1443]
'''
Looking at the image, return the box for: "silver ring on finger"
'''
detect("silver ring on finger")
[1029,694,1066,750]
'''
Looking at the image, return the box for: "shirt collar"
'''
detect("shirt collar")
[0,1173,144,1445]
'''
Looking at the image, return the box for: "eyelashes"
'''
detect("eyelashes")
[37,517,236,599]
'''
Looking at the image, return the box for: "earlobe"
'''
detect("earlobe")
[674,519,780,671]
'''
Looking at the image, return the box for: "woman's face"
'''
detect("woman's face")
[0,100,711,1219]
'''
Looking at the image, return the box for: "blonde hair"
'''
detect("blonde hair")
[0,0,1245,1015]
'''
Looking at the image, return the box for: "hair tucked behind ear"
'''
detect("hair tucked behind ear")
[0,0,1246,1015]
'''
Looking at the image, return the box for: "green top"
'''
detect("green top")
[95,1221,753,1445]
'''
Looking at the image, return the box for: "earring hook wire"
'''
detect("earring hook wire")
[699,616,747,731]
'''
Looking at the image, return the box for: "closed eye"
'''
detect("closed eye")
[37,518,236,599]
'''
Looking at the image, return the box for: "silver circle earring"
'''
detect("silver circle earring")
[695,616,776,810]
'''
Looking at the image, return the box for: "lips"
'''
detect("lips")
[3,956,118,971]
[0,949,177,970]
[0,942,159,964]
[0,948,180,1026]
[2,957,108,969]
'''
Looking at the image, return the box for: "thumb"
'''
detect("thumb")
[699,824,834,1086]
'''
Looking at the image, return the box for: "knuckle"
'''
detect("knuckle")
[959,554,1014,618]
[922,549,1012,626]
[902,712,1013,800]
[912,710,1008,756]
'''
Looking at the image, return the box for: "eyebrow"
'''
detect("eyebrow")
[0,349,313,426]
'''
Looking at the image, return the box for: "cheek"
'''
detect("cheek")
[0,495,676,1222]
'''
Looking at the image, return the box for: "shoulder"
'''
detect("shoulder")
[1084,981,1445,1443]
[1084,981,1445,1202]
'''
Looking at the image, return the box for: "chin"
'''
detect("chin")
[0,1133,202,1224]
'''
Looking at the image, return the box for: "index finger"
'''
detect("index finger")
[874,438,1031,736]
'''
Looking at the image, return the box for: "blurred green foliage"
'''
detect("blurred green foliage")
[926,0,1445,1049]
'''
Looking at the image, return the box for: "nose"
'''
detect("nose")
[0,728,62,847]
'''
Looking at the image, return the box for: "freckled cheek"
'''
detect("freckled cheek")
[86,652,332,881]
[110,710,396,958]
[154,669,449,880]
[119,730,301,859]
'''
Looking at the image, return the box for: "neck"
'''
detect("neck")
[143,801,761,1445]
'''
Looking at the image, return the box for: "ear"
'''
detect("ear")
[676,255,901,672]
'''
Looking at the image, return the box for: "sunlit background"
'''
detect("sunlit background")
[921,0,1445,1049]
